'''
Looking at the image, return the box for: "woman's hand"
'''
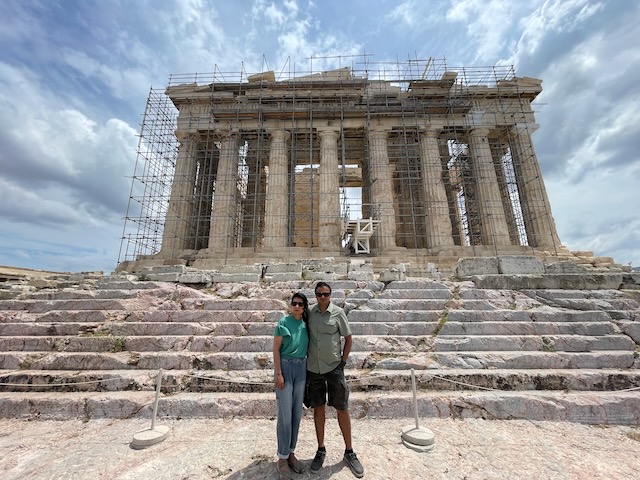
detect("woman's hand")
[275,373,285,389]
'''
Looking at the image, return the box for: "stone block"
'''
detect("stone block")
[302,262,349,280]
[264,263,302,274]
[141,265,188,275]
[178,273,212,284]
[209,272,262,282]
[263,272,303,282]
[142,272,183,282]
[455,257,499,277]
[347,263,375,281]
[378,268,406,282]
[498,256,544,275]
[544,262,588,274]
[218,265,262,274]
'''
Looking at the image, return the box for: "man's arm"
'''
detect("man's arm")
[341,334,352,364]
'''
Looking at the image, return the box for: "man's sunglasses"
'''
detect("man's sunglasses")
[315,292,331,297]
[291,301,305,307]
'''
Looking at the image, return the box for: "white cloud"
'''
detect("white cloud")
[0,0,638,270]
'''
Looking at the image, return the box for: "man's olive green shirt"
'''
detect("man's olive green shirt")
[307,302,352,374]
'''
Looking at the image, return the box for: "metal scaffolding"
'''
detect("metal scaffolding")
[118,56,560,267]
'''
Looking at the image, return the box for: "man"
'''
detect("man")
[306,281,364,478]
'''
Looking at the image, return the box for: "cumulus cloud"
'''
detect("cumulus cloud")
[0,0,637,271]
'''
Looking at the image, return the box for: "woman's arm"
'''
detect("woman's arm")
[273,335,284,389]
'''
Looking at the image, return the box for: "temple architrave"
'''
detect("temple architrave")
[118,59,567,273]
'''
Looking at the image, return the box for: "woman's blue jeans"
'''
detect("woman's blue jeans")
[276,357,307,459]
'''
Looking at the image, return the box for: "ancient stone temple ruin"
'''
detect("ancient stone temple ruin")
[118,57,566,273]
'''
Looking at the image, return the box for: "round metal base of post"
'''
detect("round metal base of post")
[130,425,170,449]
[401,425,435,452]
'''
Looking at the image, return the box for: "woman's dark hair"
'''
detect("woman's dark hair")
[291,292,310,334]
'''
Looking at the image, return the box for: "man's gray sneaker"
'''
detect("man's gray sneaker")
[310,449,326,474]
[344,451,364,478]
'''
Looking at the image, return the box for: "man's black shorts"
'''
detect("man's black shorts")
[305,364,349,410]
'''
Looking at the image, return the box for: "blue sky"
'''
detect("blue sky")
[0,0,638,273]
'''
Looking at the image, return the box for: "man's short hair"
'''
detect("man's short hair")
[314,281,332,294]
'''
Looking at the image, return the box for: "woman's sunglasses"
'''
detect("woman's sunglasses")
[291,301,305,307]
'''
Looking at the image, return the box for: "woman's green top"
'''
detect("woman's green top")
[274,314,308,359]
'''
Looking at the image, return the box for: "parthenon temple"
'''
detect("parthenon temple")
[117,57,567,273]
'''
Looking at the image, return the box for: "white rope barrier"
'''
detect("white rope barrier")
[0,377,124,387]
[1,369,639,394]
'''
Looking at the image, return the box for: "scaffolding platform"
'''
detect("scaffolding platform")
[346,218,380,254]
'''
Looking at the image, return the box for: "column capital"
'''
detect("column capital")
[175,131,197,143]
[214,129,239,141]
[266,129,291,141]
[509,123,539,138]
[368,127,389,138]
[418,125,443,138]
[469,127,491,138]
[316,127,340,140]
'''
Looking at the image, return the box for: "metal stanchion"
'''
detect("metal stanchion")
[401,368,435,452]
[131,369,170,449]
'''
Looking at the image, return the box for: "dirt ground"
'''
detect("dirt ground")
[1,416,639,480]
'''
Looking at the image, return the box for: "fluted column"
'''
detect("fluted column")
[367,128,397,249]
[208,132,239,250]
[263,130,290,248]
[468,128,511,246]
[509,126,561,248]
[318,128,341,250]
[161,133,198,255]
[419,127,454,248]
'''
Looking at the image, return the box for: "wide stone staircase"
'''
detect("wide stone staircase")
[0,275,639,424]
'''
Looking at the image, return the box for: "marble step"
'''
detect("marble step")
[432,334,635,352]
[347,309,616,323]
[0,297,290,313]
[361,299,449,310]
[1,320,612,337]
[0,309,285,324]
[6,307,617,326]
[23,289,142,300]
[0,350,635,371]
[1,368,638,393]
[376,289,452,299]
[0,335,441,353]
[439,321,617,336]
[0,321,442,336]
[1,389,638,424]
[2,332,630,354]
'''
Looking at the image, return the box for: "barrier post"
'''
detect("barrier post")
[400,369,436,452]
[131,369,170,449]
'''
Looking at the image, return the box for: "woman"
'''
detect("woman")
[273,292,309,479]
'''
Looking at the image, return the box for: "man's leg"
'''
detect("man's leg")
[313,404,326,447]
[310,404,327,474]
[336,409,352,451]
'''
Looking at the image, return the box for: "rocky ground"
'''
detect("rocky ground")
[1,416,639,479]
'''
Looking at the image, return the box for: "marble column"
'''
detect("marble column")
[318,128,342,250]
[208,132,239,250]
[263,130,290,248]
[161,133,198,255]
[241,138,266,247]
[468,128,511,246]
[418,127,455,248]
[509,126,561,248]
[367,128,397,249]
